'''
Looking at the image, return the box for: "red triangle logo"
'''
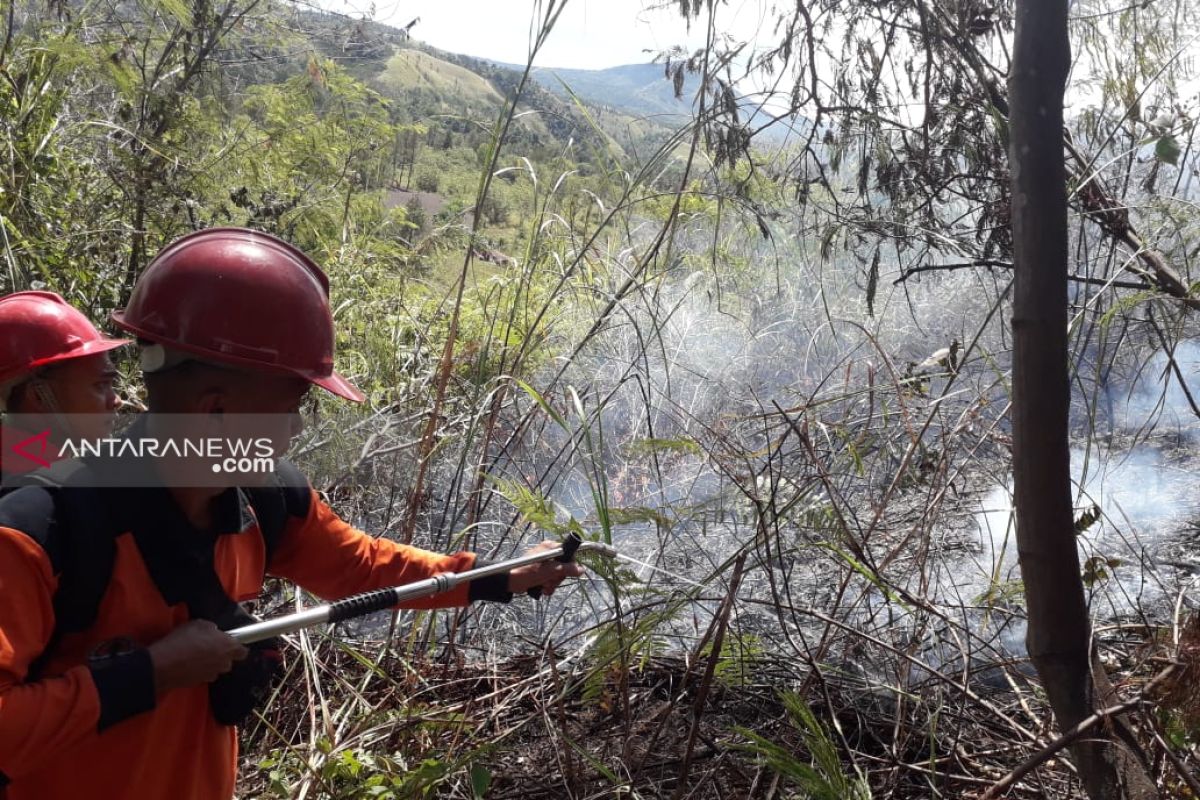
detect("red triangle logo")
[12,429,52,469]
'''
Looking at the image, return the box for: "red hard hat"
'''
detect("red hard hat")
[0,291,130,385]
[112,227,364,402]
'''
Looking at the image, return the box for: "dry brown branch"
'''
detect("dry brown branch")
[978,664,1179,800]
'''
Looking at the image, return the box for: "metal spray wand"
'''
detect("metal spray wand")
[229,532,617,645]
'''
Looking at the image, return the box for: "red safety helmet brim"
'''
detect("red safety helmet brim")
[26,336,132,373]
[313,371,366,403]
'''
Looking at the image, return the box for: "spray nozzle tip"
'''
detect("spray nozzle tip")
[578,541,619,559]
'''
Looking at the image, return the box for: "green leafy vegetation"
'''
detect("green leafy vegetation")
[8,1,1200,798]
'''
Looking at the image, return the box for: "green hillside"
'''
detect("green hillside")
[297,11,674,157]
[375,49,505,112]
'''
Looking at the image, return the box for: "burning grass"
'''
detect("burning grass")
[237,310,1200,799]
[234,612,1200,799]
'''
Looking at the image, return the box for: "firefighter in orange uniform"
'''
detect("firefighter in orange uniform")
[0,229,581,799]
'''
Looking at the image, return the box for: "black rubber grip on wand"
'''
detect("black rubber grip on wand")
[527,532,583,599]
[327,574,451,623]
[327,587,401,623]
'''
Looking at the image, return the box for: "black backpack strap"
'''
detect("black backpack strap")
[4,460,119,680]
[243,459,311,573]
[17,461,119,633]
[243,484,287,570]
[51,485,119,634]
[205,462,310,727]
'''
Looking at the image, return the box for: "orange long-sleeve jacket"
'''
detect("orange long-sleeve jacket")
[0,460,508,800]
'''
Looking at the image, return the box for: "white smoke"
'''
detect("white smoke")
[1118,340,1200,437]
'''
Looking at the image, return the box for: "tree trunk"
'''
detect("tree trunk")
[1009,2,1157,798]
